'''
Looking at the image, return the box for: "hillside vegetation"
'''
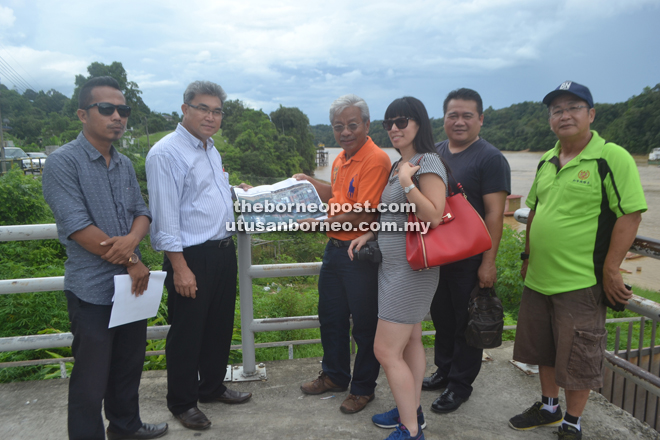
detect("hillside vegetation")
[310,84,660,154]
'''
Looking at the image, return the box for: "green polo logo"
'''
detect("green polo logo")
[578,170,590,180]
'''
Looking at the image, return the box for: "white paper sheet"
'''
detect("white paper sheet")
[109,271,166,328]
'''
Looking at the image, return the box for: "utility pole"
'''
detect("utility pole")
[0,77,6,174]
[142,116,150,151]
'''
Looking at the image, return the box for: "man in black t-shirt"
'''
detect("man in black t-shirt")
[424,88,511,414]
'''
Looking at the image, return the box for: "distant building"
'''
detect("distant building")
[45,145,60,155]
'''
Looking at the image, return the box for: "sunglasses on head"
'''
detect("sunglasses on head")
[382,117,414,131]
[85,102,132,118]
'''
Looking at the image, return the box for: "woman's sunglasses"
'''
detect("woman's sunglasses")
[85,102,132,118]
[382,117,415,131]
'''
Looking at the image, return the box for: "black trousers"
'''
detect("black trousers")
[163,241,238,415]
[65,290,146,440]
[317,242,380,395]
[430,258,483,399]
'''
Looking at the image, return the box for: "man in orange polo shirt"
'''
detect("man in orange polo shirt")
[294,94,391,414]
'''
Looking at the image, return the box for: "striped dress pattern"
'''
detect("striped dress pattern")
[377,153,448,324]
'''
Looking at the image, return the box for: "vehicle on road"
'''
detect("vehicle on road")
[649,148,660,165]
[27,152,48,168]
[1,146,32,170]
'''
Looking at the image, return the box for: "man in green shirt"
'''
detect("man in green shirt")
[509,81,647,440]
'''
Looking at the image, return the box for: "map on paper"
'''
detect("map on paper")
[232,178,326,231]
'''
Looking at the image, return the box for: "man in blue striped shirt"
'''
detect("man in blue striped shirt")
[146,81,251,431]
[43,76,168,440]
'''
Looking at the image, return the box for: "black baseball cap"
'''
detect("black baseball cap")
[543,81,594,108]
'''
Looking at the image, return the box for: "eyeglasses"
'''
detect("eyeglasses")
[332,122,362,132]
[85,102,131,118]
[187,103,225,118]
[382,117,414,131]
[549,105,588,119]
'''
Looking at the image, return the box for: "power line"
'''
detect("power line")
[0,42,42,91]
[0,74,26,94]
[0,58,31,90]
[0,66,30,94]
[0,55,34,90]
[0,55,35,93]
[0,75,25,94]
[0,59,32,93]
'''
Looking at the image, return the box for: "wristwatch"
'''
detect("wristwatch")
[403,184,416,194]
[128,253,139,265]
[520,252,529,261]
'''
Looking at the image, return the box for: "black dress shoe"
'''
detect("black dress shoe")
[106,422,168,440]
[174,407,211,430]
[430,389,469,414]
[200,387,252,404]
[422,369,449,391]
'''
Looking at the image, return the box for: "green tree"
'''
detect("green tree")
[309,124,338,148]
[269,106,317,174]
[218,103,304,179]
[66,61,151,130]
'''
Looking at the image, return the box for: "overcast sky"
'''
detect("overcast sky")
[0,0,658,125]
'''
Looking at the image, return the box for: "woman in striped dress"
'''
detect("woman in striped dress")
[349,97,447,440]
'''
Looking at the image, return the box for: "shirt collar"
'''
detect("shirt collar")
[550,130,604,163]
[77,131,121,166]
[175,123,215,150]
[339,136,375,163]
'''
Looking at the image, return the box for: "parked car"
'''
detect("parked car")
[27,152,48,168]
[1,146,32,169]
[649,147,660,165]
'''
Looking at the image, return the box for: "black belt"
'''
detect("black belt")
[330,238,351,248]
[199,237,233,248]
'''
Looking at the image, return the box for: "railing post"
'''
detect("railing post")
[237,231,257,377]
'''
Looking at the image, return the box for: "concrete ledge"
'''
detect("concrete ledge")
[1,343,658,439]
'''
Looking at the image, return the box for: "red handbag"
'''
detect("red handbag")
[405,158,492,271]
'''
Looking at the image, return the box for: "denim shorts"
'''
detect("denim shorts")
[513,285,607,390]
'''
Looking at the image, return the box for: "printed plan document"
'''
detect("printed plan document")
[109,271,166,328]
[233,178,326,234]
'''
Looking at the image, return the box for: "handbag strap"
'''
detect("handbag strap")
[389,160,399,179]
[410,154,465,198]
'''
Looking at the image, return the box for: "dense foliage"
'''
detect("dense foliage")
[0,61,179,149]
[2,61,317,183]
[218,100,311,180]
[309,84,660,154]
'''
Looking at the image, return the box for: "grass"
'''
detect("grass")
[125,130,231,157]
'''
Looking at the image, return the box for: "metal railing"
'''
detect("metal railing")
[0,159,43,175]
[0,225,332,378]
[3,219,660,393]
[600,295,660,429]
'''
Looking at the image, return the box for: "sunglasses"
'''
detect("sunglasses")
[382,117,414,131]
[85,102,132,118]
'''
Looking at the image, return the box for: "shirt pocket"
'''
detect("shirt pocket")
[556,182,599,216]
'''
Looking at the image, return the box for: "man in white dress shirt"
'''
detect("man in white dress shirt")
[146,81,251,431]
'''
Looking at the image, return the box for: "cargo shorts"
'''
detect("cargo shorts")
[513,285,607,390]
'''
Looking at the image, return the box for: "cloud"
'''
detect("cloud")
[0,6,15,28]
[0,45,88,93]
[0,0,658,123]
